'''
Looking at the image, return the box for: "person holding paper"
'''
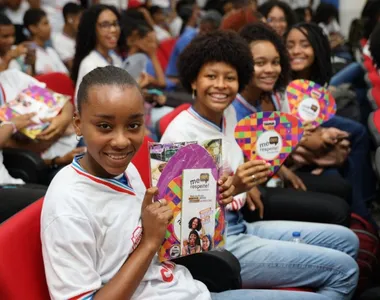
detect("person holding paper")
[232,22,351,226]
[0,69,84,182]
[41,65,306,300]
[285,22,376,226]
[160,30,359,299]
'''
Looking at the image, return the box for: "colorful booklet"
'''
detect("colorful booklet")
[234,111,304,176]
[286,79,336,127]
[149,139,226,262]
[181,168,217,256]
[0,85,71,139]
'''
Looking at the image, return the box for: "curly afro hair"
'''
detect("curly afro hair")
[188,217,202,231]
[239,22,291,92]
[178,30,253,93]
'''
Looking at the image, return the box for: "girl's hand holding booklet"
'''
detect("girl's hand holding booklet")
[0,85,70,139]
[149,139,227,262]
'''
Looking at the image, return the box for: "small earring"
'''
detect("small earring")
[192,89,196,100]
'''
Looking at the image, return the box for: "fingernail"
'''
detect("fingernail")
[219,194,223,199]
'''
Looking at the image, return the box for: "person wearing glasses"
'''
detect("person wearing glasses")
[71,4,123,107]
[258,0,296,37]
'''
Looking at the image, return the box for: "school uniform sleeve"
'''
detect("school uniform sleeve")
[159,115,193,144]
[8,59,23,71]
[49,48,69,74]
[41,214,101,300]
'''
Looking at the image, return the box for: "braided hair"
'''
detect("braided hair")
[285,22,332,86]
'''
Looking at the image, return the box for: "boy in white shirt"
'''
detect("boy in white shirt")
[0,13,36,74]
[23,8,69,75]
[3,0,30,25]
[51,2,82,71]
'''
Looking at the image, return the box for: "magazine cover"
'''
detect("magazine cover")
[149,139,226,262]
[0,85,70,139]
[181,168,217,255]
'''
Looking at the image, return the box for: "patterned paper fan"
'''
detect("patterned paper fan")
[286,79,336,127]
[234,111,304,176]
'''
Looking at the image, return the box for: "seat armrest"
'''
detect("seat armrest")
[3,148,48,184]
[172,249,242,292]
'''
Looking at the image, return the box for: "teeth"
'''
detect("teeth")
[106,154,127,160]
[210,94,227,99]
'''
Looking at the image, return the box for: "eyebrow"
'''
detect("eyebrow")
[93,113,144,119]
[206,69,236,75]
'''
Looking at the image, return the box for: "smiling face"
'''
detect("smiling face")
[286,28,315,74]
[267,6,287,37]
[96,9,120,51]
[74,84,145,178]
[191,62,239,116]
[250,40,281,92]
[191,218,199,229]
[202,236,210,250]
[189,233,197,246]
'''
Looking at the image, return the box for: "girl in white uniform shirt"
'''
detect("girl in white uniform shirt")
[71,4,123,106]
[160,31,359,299]
[41,65,304,300]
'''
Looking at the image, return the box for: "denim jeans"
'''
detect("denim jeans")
[322,115,376,221]
[223,215,359,300]
[330,62,365,87]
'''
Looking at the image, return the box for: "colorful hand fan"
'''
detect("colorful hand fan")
[156,144,223,261]
[286,79,336,127]
[322,87,337,122]
[234,111,304,176]
[156,144,218,201]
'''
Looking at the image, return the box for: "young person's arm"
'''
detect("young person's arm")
[42,187,173,300]
[0,113,36,148]
[0,45,27,72]
[136,39,166,88]
[37,102,74,141]
[93,188,172,300]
